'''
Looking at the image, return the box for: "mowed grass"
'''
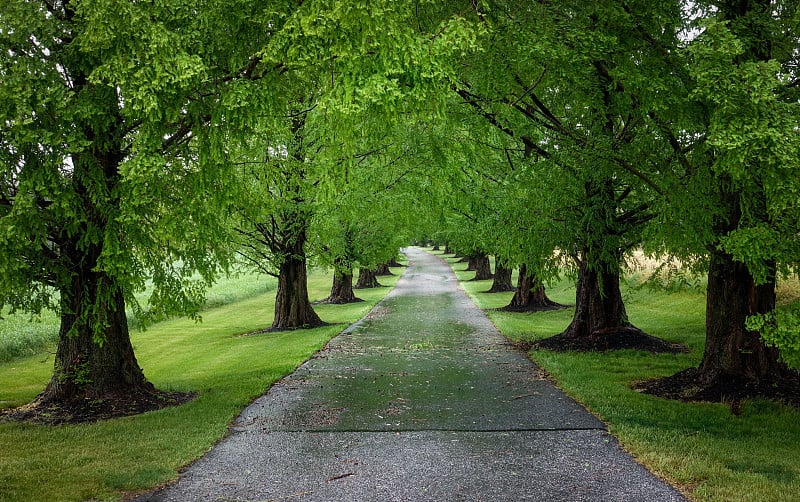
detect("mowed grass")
[0,266,402,502]
[433,249,800,502]
[0,269,279,363]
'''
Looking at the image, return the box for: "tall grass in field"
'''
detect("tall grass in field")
[0,269,276,364]
[0,309,59,363]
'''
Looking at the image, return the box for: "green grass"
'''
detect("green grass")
[431,248,800,502]
[0,269,279,364]
[0,309,60,363]
[0,267,401,502]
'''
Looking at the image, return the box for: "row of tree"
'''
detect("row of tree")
[422,0,800,402]
[1,0,799,420]
[0,0,481,419]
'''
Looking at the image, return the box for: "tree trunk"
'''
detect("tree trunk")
[387,256,404,267]
[470,253,493,281]
[272,244,324,330]
[374,263,393,276]
[432,244,440,251]
[638,250,799,402]
[501,264,562,311]
[699,250,792,383]
[355,267,382,289]
[559,254,631,339]
[487,260,515,292]
[444,244,453,255]
[38,275,155,406]
[466,255,479,271]
[321,266,362,304]
[537,251,684,353]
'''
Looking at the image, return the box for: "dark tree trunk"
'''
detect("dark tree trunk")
[40,275,155,405]
[501,264,562,312]
[19,240,176,422]
[466,255,479,271]
[638,250,799,403]
[272,236,324,330]
[487,260,515,293]
[355,267,382,289]
[444,245,453,255]
[432,244,440,251]
[374,263,393,276]
[387,256,404,267]
[321,266,362,304]
[699,251,788,381]
[470,253,493,281]
[559,255,631,338]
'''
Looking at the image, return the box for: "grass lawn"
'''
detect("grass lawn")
[434,249,800,502]
[0,266,402,502]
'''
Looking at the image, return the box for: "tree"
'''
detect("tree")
[234,104,328,329]
[486,259,515,293]
[0,0,261,420]
[228,1,483,329]
[639,0,800,402]
[454,0,682,351]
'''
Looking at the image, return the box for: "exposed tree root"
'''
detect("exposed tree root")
[316,296,364,305]
[498,300,567,313]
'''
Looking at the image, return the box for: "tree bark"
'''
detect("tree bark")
[470,253,493,281]
[374,263,393,276]
[321,266,362,304]
[355,267,382,289]
[559,252,631,338]
[272,230,324,330]
[698,252,792,383]
[387,256,404,267]
[501,264,562,311]
[38,273,155,406]
[487,260,515,292]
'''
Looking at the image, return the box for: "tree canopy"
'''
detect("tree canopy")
[2,0,800,421]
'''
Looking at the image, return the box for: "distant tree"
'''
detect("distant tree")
[229,1,483,328]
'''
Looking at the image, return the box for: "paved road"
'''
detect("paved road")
[138,247,686,501]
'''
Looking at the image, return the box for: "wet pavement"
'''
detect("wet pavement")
[137,247,686,501]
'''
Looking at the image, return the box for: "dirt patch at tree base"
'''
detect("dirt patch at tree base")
[314,297,364,305]
[634,368,800,410]
[0,390,195,425]
[484,285,516,293]
[497,302,568,313]
[534,327,689,354]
